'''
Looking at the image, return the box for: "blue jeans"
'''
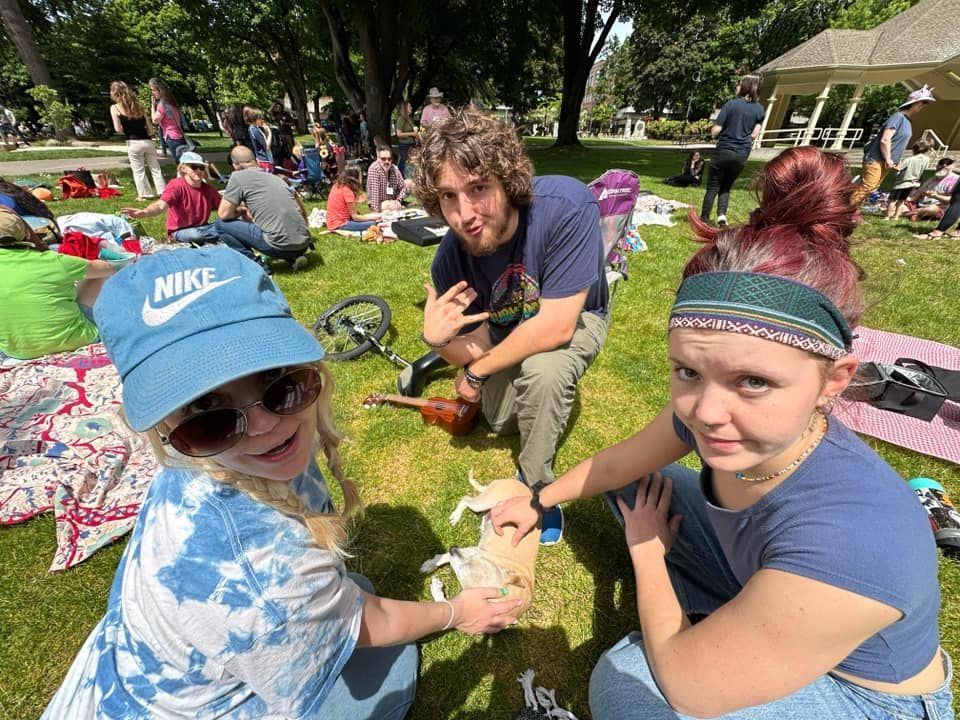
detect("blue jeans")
[318,574,418,719]
[589,465,956,719]
[166,138,187,163]
[213,218,309,261]
[171,223,221,246]
[335,220,377,232]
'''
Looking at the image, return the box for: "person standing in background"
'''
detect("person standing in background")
[149,78,187,163]
[700,74,765,226]
[109,81,165,201]
[420,88,452,127]
[851,86,936,207]
[395,100,418,176]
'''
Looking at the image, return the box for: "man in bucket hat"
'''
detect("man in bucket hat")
[851,85,935,206]
[420,87,452,127]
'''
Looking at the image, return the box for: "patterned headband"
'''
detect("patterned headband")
[668,272,853,360]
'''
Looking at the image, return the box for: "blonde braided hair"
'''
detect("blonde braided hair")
[146,362,361,557]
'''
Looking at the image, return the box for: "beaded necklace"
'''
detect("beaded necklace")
[735,412,827,483]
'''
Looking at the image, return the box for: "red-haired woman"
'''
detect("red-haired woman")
[491,146,953,719]
[700,74,765,226]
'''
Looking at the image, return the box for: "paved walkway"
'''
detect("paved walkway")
[0,147,230,176]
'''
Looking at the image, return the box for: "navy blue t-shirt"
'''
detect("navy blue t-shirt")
[431,175,607,345]
[672,415,940,683]
[714,98,765,157]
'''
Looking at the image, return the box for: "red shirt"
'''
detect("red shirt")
[326,183,356,230]
[160,177,222,233]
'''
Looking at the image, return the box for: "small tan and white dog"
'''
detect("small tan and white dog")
[420,471,541,615]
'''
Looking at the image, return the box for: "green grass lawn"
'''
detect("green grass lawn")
[2,145,958,719]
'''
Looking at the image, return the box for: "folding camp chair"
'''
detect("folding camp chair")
[294,147,329,200]
[587,168,641,300]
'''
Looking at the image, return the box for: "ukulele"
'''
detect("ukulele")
[362,393,479,436]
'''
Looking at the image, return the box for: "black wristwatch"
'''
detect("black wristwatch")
[529,481,555,517]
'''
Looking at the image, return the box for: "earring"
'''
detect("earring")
[818,395,836,414]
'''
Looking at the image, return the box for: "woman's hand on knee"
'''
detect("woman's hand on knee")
[617,472,682,557]
[450,587,521,635]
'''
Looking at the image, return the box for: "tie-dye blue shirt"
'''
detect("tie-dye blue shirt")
[42,461,362,719]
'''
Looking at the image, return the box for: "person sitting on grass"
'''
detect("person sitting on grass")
[913,157,960,240]
[40,246,519,719]
[121,151,226,246]
[0,209,114,360]
[899,157,956,222]
[216,145,313,272]
[490,146,953,720]
[664,151,705,187]
[886,141,931,219]
[325,166,381,233]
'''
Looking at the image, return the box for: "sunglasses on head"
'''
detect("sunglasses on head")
[160,367,322,457]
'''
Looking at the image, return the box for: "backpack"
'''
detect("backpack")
[57,175,92,200]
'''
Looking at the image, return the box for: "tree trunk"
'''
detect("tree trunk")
[0,0,52,87]
[554,0,622,147]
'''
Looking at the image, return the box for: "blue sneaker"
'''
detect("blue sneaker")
[540,505,563,546]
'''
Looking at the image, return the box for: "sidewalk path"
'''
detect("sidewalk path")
[0,151,230,177]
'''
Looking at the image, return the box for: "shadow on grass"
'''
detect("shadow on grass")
[348,502,442,599]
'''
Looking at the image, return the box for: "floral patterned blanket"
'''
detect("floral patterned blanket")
[0,343,157,572]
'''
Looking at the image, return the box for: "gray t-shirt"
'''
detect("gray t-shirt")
[223,168,311,250]
[864,111,912,166]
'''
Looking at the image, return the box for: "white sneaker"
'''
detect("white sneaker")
[717,214,728,227]
[291,255,309,272]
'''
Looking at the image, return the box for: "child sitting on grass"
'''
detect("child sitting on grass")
[886,141,931,219]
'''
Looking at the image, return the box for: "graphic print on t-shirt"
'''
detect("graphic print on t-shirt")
[489,263,540,328]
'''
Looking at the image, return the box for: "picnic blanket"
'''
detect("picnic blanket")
[0,343,157,571]
[836,326,960,465]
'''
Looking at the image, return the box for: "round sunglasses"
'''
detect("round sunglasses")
[160,367,322,457]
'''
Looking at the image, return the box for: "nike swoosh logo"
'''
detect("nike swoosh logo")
[141,276,241,327]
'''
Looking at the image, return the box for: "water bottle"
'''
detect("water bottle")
[908,477,960,555]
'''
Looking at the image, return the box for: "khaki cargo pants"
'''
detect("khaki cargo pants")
[480,310,608,488]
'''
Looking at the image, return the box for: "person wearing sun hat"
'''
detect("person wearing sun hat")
[120,150,226,246]
[420,86,452,126]
[851,85,936,206]
[40,245,521,719]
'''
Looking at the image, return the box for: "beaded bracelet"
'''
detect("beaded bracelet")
[463,364,489,389]
[419,331,452,348]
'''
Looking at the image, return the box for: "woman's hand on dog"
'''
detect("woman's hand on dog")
[616,472,682,558]
[489,496,540,547]
[451,587,521,634]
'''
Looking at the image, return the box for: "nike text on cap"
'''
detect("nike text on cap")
[94,246,324,431]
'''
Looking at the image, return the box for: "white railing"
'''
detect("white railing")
[820,127,863,149]
[755,127,818,147]
[921,129,949,159]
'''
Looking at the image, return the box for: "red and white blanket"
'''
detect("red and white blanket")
[0,344,157,571]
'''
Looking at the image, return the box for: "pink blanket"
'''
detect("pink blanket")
[0,344,157,571]
[835,326,960,464]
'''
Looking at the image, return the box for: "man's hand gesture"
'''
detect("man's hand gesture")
[422,281,489,346]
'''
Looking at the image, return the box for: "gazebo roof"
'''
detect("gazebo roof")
[759,0,960,72]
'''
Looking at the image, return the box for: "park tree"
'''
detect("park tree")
[0,0,51,86]
[555,0,624,146]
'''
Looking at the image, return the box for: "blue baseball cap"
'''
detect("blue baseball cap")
[95,246,324,431]
[178,151,206,166]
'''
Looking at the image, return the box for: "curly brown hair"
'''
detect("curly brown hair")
[414,109,533,217]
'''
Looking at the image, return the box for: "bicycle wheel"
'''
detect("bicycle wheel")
[313,295,391,361]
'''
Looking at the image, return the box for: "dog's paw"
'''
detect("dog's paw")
[429,576,446,601]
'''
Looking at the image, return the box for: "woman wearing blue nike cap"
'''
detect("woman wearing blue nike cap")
[42,246,520,719]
